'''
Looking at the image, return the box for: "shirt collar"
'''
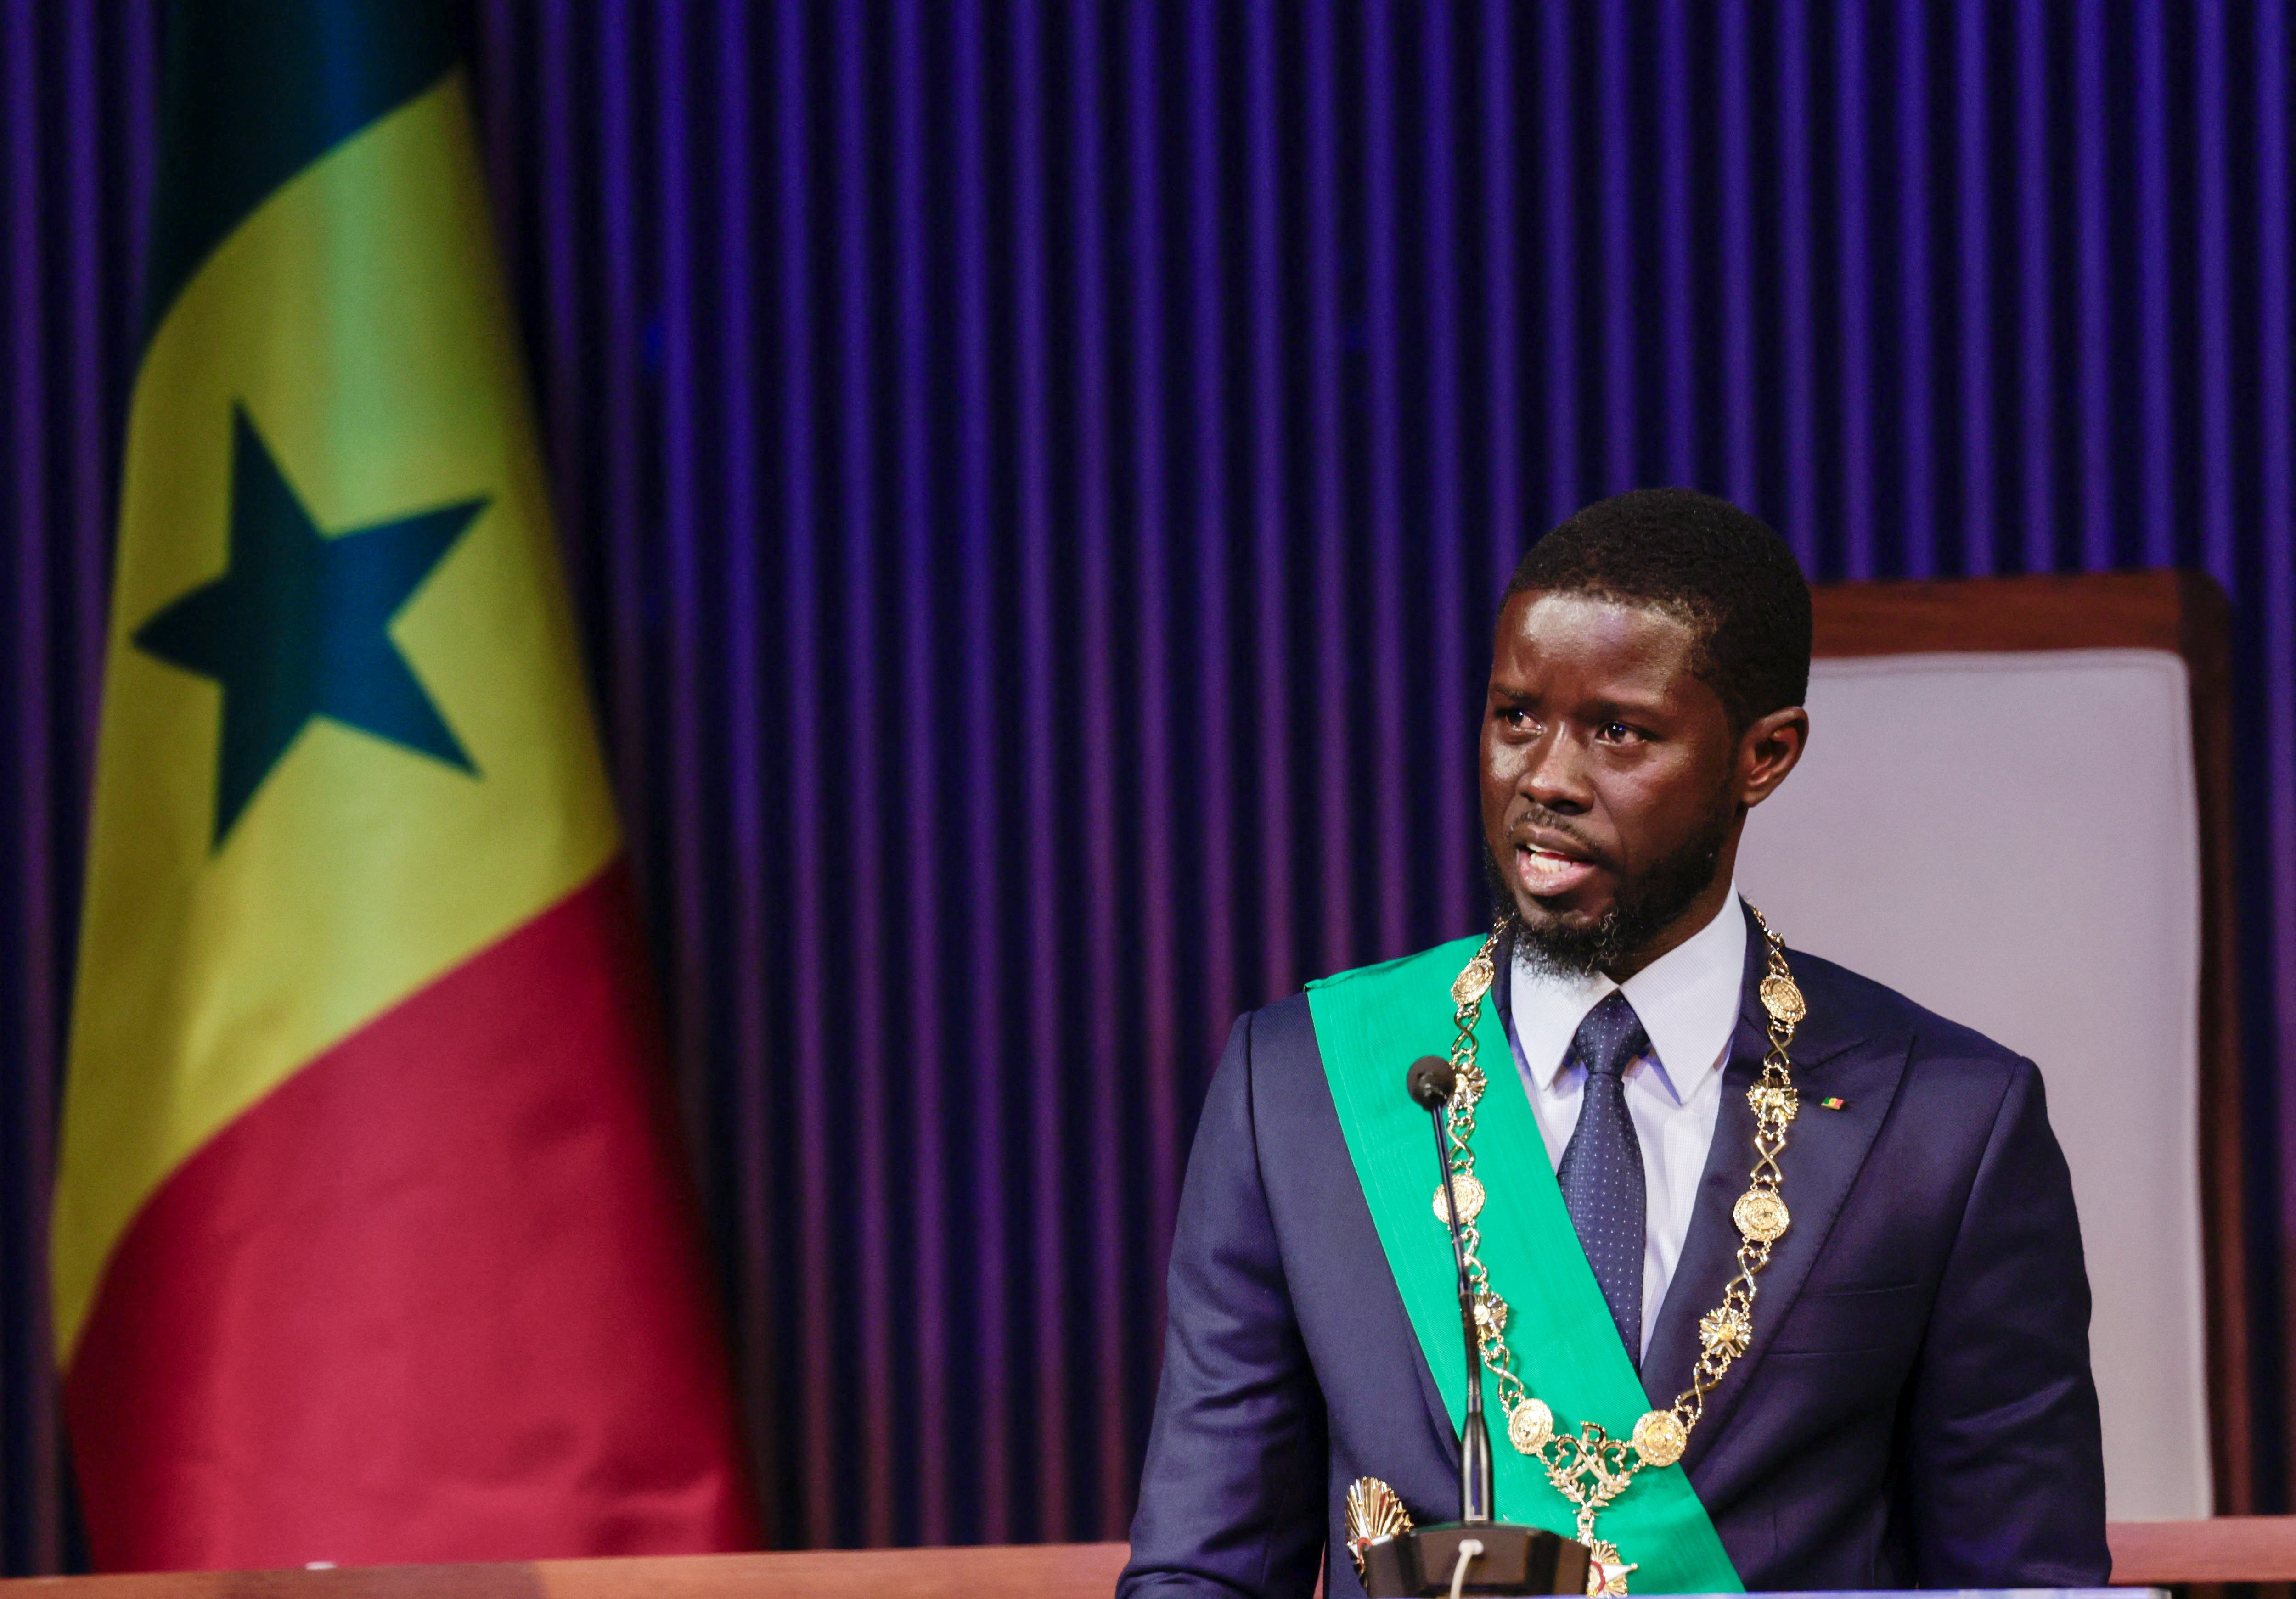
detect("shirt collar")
[1508,890,1749,1104]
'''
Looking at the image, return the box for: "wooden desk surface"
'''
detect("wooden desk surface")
[0,1542,1133,1599]
[0,1520,2288,1593]
[2106,1516,2296,1584]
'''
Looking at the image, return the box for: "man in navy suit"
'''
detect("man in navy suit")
[1120,491,2109,1595]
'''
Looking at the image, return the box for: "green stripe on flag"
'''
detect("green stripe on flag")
[144,0,461,344]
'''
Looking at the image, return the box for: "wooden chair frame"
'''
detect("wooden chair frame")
[1812,569,2250,1516]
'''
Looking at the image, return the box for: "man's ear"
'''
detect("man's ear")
[1738,706,1809,808]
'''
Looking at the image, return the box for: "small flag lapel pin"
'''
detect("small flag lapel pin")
[1819,1095,1847,1111]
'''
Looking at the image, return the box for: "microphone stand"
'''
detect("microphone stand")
[1428,1085,1497,1524]
[1351,1057,1589,1599]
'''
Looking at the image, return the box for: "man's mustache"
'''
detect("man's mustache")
[1508,805,1611,869]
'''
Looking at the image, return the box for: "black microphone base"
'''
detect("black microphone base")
[1358,1521,1591,1597]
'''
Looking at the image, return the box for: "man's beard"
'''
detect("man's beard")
[1483,796,1736,979]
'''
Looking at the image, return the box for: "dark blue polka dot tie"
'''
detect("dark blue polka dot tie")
[1555,990,1651,1368]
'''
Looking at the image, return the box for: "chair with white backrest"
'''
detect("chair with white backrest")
[1733,572,2256,1579]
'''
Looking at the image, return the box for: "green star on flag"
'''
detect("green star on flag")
[133,404,483,844]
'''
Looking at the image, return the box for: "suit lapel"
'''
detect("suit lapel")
[1641,905,1910,1471]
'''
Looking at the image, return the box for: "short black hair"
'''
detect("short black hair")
[1503,488,1812,731]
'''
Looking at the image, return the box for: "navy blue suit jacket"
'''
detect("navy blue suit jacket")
[1120,906,2110,1594]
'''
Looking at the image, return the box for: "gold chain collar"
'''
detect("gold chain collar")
[1432,903,1806,1594]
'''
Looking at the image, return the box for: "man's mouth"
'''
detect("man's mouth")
[1514,840,1601,898]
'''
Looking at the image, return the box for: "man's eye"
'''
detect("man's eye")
[1598,722,1638,743]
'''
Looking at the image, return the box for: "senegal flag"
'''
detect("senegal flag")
[54,1,757,1571]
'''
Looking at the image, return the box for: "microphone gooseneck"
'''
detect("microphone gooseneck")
[1407,1054,1495,1526]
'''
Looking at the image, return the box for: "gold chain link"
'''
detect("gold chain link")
[1435,903,1804,1594]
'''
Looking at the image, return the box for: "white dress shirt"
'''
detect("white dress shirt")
[1505,891,1747,1357]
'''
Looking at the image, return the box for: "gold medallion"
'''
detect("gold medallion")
[1698,1305,1752,1360]
[1507,1396,1555,1453]
[1472,1290,1508,1335]
[1732,1187,1789,1243]
[1629,1409,1688,1468]
[1433,1172,1486,1226]
[1451,952,1497,1008]
[1759,971,1806,1028]
[1450,1060,1486,1107]
[1748,1081,1798,1123]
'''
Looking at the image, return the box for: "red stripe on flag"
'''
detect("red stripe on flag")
[65,862,758,1571]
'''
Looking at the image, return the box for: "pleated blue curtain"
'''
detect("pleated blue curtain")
[0,0,2291,1566]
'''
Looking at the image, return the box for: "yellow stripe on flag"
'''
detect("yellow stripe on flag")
[55,73,618,1360]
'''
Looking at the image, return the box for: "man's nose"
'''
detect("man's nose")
[1523,727,1593,814]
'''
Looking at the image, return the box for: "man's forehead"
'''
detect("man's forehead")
[1495,589,1706,665]
[1503,583,1707,628]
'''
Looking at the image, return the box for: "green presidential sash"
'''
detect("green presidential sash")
[1307,936,1741,1595]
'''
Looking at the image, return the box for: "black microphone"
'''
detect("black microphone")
[1350,1061,1590,1596]
[1350,1060,1589,1597]
[1407,1054,1495,1526]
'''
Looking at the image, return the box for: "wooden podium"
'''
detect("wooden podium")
[0,1522,2284,1596]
